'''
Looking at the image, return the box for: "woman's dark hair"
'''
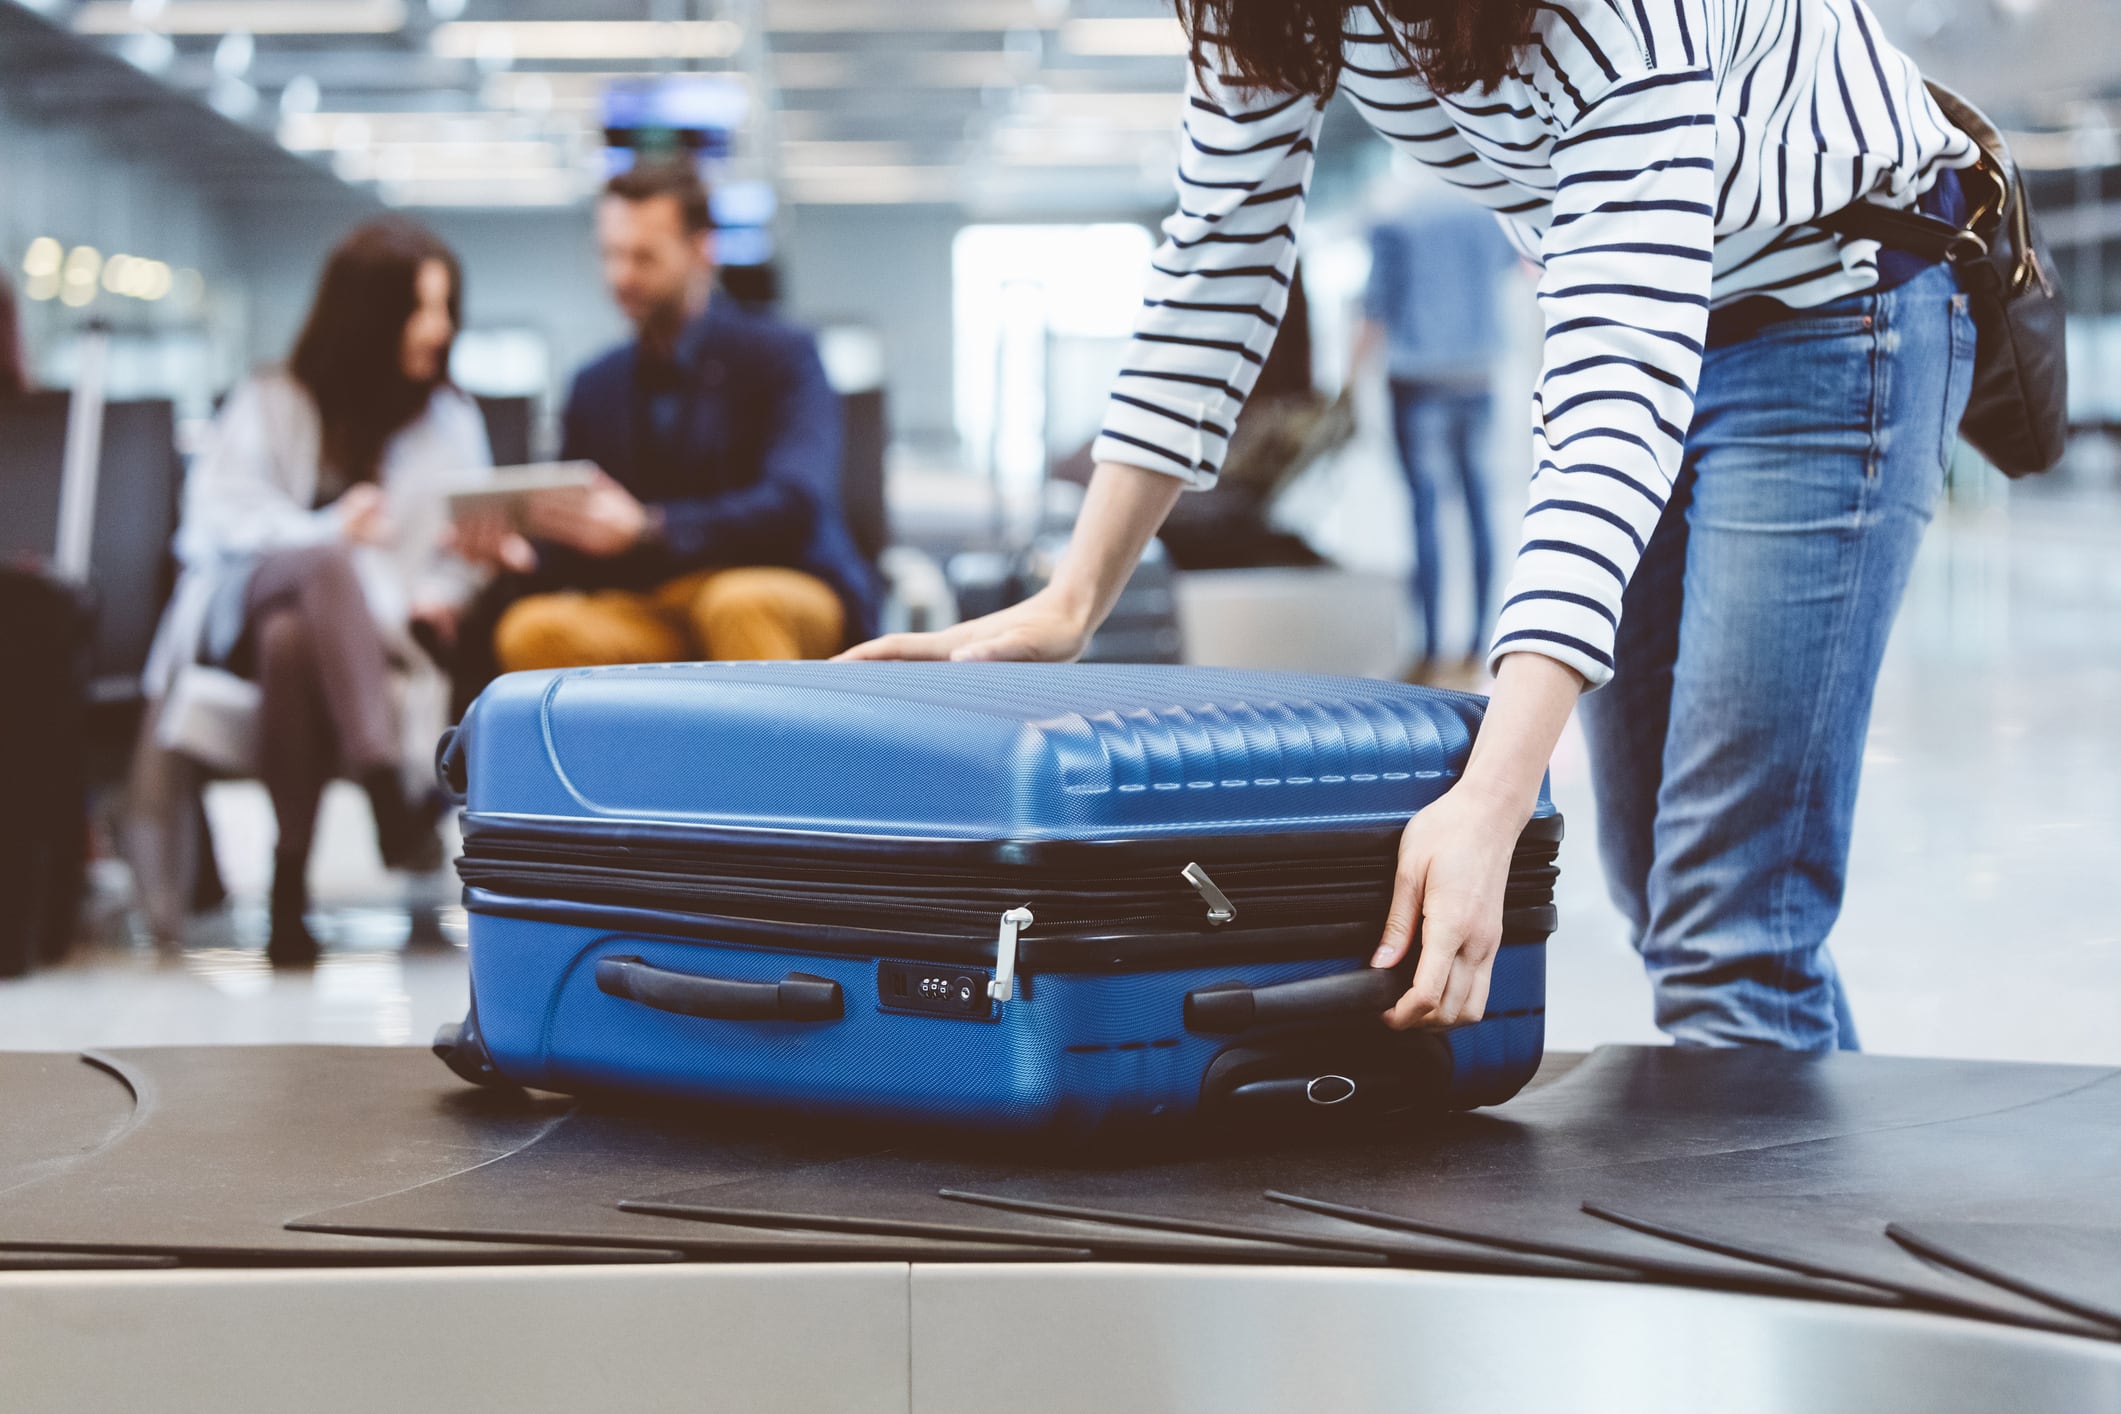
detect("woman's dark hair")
[289,216,461,486]
[1176,0,1535,98]
[0,270,27,400]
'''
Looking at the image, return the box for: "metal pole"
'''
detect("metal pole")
[54,318,111,584]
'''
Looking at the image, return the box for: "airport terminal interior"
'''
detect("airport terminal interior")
[2,0,2120,1408]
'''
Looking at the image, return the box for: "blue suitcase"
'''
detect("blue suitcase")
[433,662,1562,1135]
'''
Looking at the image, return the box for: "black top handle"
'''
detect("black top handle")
[595,955,844,1023]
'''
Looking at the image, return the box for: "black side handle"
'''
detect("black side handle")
[594,955,843,1023]
[1184,967,1407,1035]
[435,725,468,804]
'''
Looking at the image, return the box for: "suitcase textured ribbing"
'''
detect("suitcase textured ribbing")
[435,662,1561,1135]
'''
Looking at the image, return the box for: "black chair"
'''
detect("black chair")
[839,386,889,565]
[0,393,181,708]
[0,393,184,966]
[0,392,74,567]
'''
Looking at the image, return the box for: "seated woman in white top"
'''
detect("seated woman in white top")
[145,217,490,966]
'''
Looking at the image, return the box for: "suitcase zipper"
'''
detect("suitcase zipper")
[455,830,1562,965]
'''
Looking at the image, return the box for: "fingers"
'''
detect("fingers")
[499,533,537,575]
[1461,965,1492,1029]
[835,632,956,662]
[1365,818,1433,975]
[1387,935,1500,1033]
[1384,915,1459,1031]
[1436,942,1485,1028]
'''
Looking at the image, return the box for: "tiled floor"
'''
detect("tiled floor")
[3,497,2117,1065]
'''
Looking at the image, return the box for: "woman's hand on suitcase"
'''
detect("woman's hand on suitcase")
[838,590,1094,663]
[840,462,1182,663]
[1372,652,1584,1031]
[1372,784,1526,1031]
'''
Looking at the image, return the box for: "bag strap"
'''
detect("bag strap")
[1813,79,2012,265]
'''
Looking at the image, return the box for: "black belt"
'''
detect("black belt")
[1705,170,1970,351]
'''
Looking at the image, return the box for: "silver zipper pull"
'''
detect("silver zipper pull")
[989,906,1034,1003]
[1182,863,1237,926]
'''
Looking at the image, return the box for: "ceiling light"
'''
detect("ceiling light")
[213,28,254,78]
[22,240,64,303]
[782,165,959,204]
[483,71,665,111]
[1059,17,1187,56]
[332,140,571,185]
[1016,90,1180,124]
[75,0,408,34]
[101,254,174,300]
[210,75,260,120]
[510,74,553,114]
[61,247,104,308]
[280,74,320,115]
[780,140,920,170]
[281,111,548,151]
[472,27,514,73]
[773,50,1016,89]
[378,173,592,208]
[425,0,463,19]
[763,0,1046,31]
[117,30,176,71]
[430,21,741,62]
[22,238,63,280]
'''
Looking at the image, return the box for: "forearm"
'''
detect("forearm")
[1456,652,1585,823]
[1043,461,1185,633]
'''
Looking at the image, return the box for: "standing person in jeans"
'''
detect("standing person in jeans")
[456,161,879,671]
[1354,196,1518,680]
[143,218,486,965]
[848,0,1979,1052]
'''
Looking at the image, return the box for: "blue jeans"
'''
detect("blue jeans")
[1388,381,1495,660]
[1574,262,1976,1051]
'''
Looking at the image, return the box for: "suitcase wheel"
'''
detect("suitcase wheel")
[432,1014,511,1089]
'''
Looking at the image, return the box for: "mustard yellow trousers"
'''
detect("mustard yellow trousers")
[493,567,844,671]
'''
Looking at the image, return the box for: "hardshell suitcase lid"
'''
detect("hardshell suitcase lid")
[455,662,1554,844]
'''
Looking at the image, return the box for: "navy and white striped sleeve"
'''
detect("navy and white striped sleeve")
[1091,65,1325,488]
[1488,64,1718,689]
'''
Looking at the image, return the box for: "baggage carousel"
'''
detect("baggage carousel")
[3,1044,2117,1412]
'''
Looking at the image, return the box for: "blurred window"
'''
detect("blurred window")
[451,327,550,399]
[952,223,1153,491]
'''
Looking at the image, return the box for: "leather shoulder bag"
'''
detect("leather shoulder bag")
[1818,82,2069,477]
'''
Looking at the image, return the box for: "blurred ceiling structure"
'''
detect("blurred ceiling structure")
[3,0,2117,212]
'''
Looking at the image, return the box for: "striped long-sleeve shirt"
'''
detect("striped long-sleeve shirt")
[1091,0,1976,687]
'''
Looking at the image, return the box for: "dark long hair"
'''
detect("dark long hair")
[1177,0,1535,98]
[0,270,27,400]
[288,217,461,486]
